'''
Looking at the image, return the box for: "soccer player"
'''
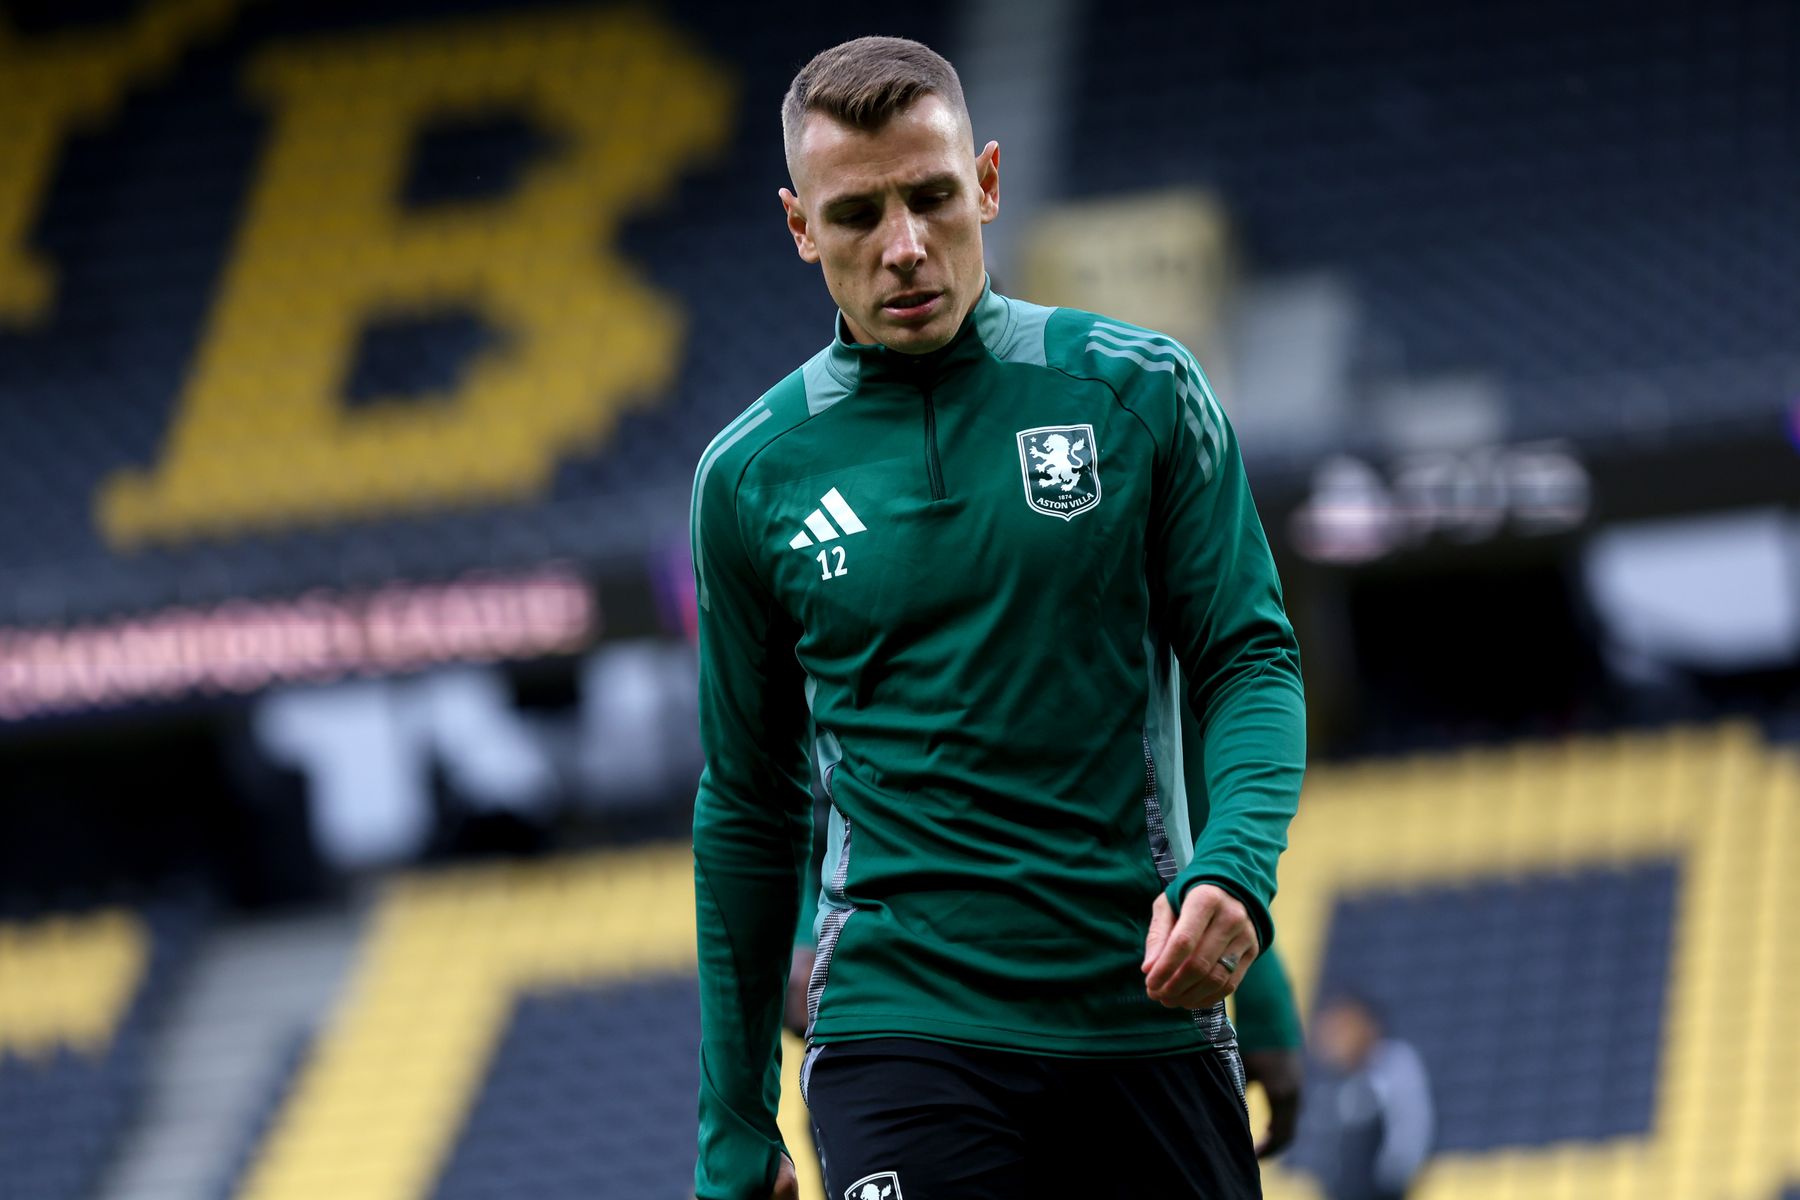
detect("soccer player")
[691,35,1306,1200]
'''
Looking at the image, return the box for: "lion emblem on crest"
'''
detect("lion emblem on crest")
[1030,432,1087,493]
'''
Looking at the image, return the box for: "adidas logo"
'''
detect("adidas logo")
[788,487,867,549]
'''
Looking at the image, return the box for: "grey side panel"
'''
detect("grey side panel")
[1145,705,1236,1051]
[1141,632,1192,867]
[805,674,844,795]
[1216,1036,1248,1103]
[804,810,854,1037]
[1196,998,1237,1051]
[1141,731,1178,885]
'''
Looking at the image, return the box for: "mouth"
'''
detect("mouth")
[881,290,943,322]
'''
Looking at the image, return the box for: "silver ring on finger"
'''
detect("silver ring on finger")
[1218,953,1240,974]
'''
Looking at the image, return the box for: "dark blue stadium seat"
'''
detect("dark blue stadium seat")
[1067,0,1799,444]
[0,0,952,629]
[0,901,202,1200]
[2,0,1792,636]
[427,974,703,1200]
[1311,861,1679,1152]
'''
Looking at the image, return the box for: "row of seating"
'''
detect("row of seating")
[0,0,848,624]
[1,724,1795,1199]
[199,724,1800,1200]
[1260,723,1800,1200]
[0,901,202,1200]
[1070,0,1799,446]
[0,0,1791,628]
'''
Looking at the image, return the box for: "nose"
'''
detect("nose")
[881,211,927,274]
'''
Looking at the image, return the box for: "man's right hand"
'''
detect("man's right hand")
[1142,886,1258,1010]
[771,1153,800,1200]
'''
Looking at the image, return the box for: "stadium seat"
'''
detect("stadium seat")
[0,0,935,626]
[0,901,201,1200]
[1258,724,1800,1200]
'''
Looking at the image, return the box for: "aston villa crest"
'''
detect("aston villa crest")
[1016,424,1101,520]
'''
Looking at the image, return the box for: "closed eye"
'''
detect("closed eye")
[830,205,878,229]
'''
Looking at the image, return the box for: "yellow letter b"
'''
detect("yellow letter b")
[99,9,730,545]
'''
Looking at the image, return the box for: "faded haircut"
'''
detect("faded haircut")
[781,36,971,180]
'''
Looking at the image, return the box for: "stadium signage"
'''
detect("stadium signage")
[0,6,729,548]
[0,568,593,721]
[1287,441,1591,564]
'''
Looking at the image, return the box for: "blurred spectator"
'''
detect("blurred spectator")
[1288,992,1434,1200]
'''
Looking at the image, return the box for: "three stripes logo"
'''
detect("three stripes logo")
[788,487,867,549]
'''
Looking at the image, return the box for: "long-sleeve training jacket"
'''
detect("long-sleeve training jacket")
[690,281,1306,1198]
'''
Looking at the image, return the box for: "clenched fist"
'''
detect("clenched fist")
[1141,884,1258,1010]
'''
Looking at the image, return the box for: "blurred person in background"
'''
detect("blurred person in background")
[1287,992,1434,1200]
[691,34,1305,1200]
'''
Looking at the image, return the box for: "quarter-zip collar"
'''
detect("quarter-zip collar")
[823,276,1012,390]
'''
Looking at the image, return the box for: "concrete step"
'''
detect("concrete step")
[95,906,367,1200]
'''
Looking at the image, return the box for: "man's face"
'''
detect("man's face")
[1315,1001,1379,1071]
[781,95,999,354]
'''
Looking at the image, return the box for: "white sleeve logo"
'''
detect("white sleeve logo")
[846,1170,902,1200]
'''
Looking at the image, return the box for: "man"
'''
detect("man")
[691,36,1305,1200]
[1287,993,1434,1200]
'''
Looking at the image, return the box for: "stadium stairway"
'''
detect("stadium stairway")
[20,725,1786,1200]
[93,908,364,1200]
[224,846,824,1200]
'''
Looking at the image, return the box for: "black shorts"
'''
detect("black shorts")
[802,1038,1260,1200]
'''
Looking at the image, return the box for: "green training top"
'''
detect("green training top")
[795,885,1301,1052]
[791,680,1307,1053]
[691,282,1306,1199]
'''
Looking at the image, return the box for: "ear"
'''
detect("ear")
[779,187,820,264]
[975,140,1000,225]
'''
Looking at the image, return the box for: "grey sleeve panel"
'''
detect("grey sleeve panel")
[979,291,1055,365]
[803,347,854,416]
[1369,1039,1436,1190]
